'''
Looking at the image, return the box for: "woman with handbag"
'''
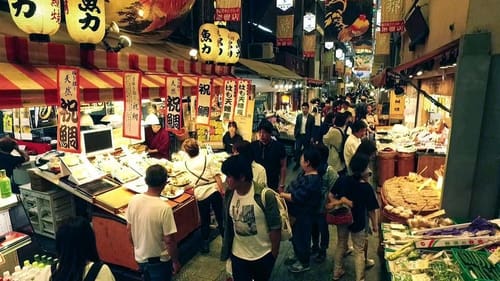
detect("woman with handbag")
[326,154,379,281]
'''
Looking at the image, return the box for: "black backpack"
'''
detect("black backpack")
[334,127,348,163]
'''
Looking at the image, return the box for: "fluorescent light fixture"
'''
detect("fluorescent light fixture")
[248,22,273,33]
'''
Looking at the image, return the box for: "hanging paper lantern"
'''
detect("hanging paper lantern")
[65,0,106,48]
[215,27,230,64]
[198,23,219,62]
[227,31,240,64]
[8,0,61,42]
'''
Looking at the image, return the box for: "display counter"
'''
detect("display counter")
[28,157,201,271]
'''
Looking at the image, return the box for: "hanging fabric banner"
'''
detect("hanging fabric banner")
[222,79,237,121]
[196,77,213,125]
[57,67,81,153]
[381,0,405,33]
[123,72,142,139]
[165,76,183,132]
[375,31,390,55]
[303,34,316,58]
[215,0,241,22]
[235,80,249,116]
[276,15,294,46]
[276,0,293,11]
[324,0,373,42]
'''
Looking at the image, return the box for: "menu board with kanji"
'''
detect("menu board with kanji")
[196,77,212,125]
[57,67,81,153]
[123,72,142,139]
[235,80,249,116]
[165,76,183,132]
[389,91,405,119]
[222,79,237,121]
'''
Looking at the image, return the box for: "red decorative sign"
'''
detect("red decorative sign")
[380,21,405,33]
[123,72,142,139]
[57,67,81,153]
[215,0,241,21]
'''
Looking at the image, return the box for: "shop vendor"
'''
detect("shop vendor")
[143,114,170,160]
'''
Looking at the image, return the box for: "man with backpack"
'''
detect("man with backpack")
[323,112,349,176]
[220,155,282,281]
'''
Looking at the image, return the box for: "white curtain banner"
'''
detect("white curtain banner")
[196,77,213,125]
[165,76,183,132]
[222,79,237,121]
[235,80,249,116]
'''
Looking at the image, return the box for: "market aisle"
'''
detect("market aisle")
[172,161,388,281]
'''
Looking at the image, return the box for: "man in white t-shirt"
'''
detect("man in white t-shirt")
[344,120,368,170]
[232,140,267,186]
[126,165,180,281]
[221,155,282,281]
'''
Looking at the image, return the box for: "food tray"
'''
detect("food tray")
[382,177,441,213]
[452,249,500,281]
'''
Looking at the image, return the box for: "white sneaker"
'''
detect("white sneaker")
[365,258,375,268]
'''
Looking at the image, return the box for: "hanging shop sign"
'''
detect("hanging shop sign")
[381,0,405,33]
[324,0,372,42]
[375,31,390,55]
[276,15,294,46]
[65,0,106,45]
[215,27,230,64]
[227,31,241,64]
[165,76,183,132]
[235,80,249,117]
[57,67,81,153]
[276,0,293,11]
[199,23,220,62]
[325,41,334,50]
[303,34,316,58]
[303,13,316,33]
[8,0,61,41]
[196,77,213,125]
[2,112,13,134]
[389,90,405,119]
[215,0,241,22]
[123,72,142,140]
[222,79,237,121]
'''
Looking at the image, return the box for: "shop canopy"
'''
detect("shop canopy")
[238,58,303,80]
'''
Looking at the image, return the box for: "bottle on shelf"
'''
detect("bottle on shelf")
[0,170,12,199]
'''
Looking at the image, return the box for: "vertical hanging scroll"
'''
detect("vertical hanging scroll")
[222,79,236,121]
[235,80,249,116]
[123,72,142,139]
[165,76,183,132]
[196,77,213,125]
[57,67,80,153]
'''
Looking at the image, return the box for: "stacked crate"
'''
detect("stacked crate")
[19,187,75,239]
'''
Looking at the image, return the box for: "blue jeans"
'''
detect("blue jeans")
[138,260,172,281]
[231,252,276,281]
[291,214,313,266]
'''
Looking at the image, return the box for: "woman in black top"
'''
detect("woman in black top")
[222,121,243,154]
[327,154,379,281]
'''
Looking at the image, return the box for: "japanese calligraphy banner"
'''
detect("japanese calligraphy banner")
[235,80,249,116]
[57,67,81,153]
[196,77,213,125]
[303,34,316,58]
[381,0,405,33]
[165,76,183,132]
[123,72,142,139]
[324,0,373,42]
[276,15,294,46]
[375,31,390,55]
[222,79,237,121]
[215,0,241,22]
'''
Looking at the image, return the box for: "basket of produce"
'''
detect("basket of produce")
[452,248,500,281]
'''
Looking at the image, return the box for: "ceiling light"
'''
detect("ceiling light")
[416,70,423,76]
[409,74,414,78]
[137,9,145,18]
[189,49,198,57]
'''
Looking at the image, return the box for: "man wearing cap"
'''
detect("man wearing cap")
[144,114,171,159]
[251,120,287,191]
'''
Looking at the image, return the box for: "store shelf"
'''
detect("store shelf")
[0,195,19,211]
[0,232,31,257]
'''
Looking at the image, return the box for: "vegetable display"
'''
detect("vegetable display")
[452,249,500,281]
[422,217,498,237]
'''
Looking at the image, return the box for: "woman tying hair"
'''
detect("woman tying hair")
[35,217,115,281]
[222,121,243,154]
